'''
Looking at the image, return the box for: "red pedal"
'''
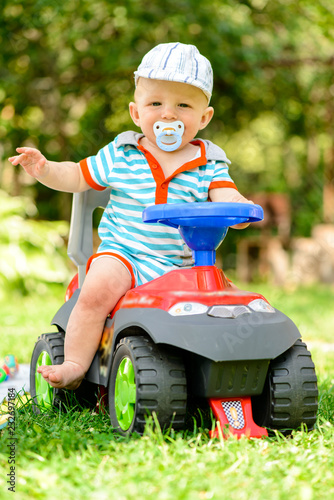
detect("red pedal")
[209,397,268,439]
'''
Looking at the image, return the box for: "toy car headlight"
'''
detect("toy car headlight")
[248,299,275,313]
[208,305,251,318]
[207,300,275,319]
[168,302,209,316]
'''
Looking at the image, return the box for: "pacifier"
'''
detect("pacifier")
[153,121,185,152]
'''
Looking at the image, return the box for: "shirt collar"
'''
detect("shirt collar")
[115,131,231,164]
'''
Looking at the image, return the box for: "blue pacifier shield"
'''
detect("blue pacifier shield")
[153,121,184,152]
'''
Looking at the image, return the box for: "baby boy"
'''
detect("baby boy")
[9,42,252,389]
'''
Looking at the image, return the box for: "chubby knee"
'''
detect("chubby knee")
[74,257,132,315]
[76,283,118,315]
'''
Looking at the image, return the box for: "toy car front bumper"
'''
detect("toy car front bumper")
[113,307,300,363]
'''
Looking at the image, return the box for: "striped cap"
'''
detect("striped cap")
[134,43,213,102]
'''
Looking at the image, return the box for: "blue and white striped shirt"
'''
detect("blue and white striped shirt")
[80,131,237,284]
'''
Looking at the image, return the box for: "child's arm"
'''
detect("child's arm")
[8,147,90,193]
[209,187,253,229]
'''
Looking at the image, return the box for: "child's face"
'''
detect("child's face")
[129,78,213,151]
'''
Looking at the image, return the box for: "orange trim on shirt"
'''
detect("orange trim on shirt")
[86,252,136,288]
[137,140,208,205]
[168,140,207,179]
[209,180,238,191]
[79,158,106,191]
[137,143,169,204]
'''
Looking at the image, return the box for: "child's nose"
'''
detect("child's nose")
[161,105,177,120]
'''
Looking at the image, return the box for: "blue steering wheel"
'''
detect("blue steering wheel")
[142,202,263,228]
[142,202,264,266]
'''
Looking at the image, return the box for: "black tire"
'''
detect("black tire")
[252,339,318,432]
[30,332,98,413]
[30,332,66,414]
[108,336,187,435]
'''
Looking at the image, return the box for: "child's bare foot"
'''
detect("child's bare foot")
[37,361,85,390]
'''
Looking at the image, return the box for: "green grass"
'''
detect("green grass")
[1,283,334,499]
[1,397,334,500]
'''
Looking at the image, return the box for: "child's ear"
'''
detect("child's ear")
[129,102,140,127]
[199,106,214,130]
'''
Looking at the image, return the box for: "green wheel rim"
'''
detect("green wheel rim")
[114,357,136,430]
[35,351,53,411]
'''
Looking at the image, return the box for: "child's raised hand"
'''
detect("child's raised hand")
[8,147,48,179]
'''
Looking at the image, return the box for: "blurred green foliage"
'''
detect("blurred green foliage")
[0,0,333,234]
[0,190,70,295]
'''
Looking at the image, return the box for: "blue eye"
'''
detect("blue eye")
[152,102,161,106]
[179,103,189,108]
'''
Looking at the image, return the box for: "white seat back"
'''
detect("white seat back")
[67,188,110,287]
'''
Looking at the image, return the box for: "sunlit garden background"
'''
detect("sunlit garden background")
[0,1,334,498]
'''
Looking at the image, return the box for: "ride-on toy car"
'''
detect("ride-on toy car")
[30,189,318,437]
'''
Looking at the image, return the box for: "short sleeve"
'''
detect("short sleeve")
[79,143,115,191]
[209,161,238,191]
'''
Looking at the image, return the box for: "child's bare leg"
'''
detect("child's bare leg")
[37,257,132,389]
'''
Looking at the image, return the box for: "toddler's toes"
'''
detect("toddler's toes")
[37,362,85,390]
